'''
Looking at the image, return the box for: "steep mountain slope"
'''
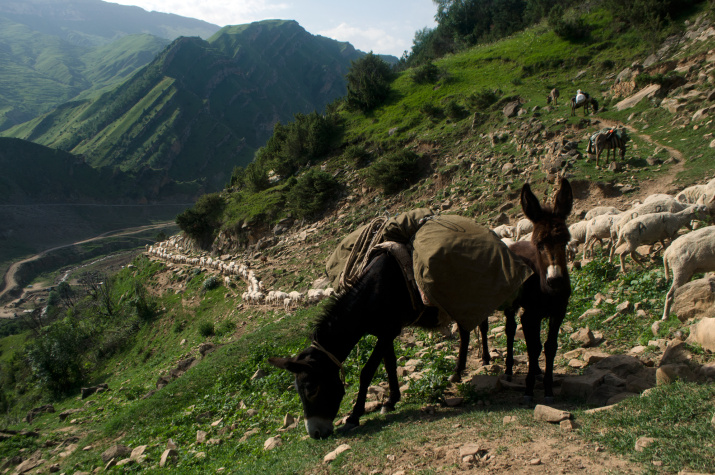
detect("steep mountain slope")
[3,20,367,191]
[0,0,219,131]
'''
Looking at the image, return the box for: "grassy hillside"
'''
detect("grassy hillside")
[1,4,715,474]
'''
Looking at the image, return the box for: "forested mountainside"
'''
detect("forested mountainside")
[0,0,220,131]
[2,20,369,192]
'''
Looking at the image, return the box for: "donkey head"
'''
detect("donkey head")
[268,348,345,439]
[521,178,573,293]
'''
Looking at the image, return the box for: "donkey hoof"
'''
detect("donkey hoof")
[544,396,555,404]
[380,404,394,415]
[448,374,462,383]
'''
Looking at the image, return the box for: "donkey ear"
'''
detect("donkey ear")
[521,183,543,223]
[268,356,310,374]
[553,178,573,219]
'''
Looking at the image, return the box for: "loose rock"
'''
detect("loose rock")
[534,404,571,423]
[324,444,351,463]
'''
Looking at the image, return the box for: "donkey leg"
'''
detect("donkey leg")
[449,323,471,383]
[344,339,387,429]
[521,312,543,402]
[381,341,400,414]
[504,308,517,380]
[543,313,565,403]
[479,319,490,366]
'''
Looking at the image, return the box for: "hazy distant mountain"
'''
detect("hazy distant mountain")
[0,0,221,131]
[0,0,219,46]
[4,20,367,191]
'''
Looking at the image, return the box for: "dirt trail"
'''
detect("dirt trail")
[0,222,174,314]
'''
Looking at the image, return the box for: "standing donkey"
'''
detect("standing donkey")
[546,88,560,106]
[479,178,573,403]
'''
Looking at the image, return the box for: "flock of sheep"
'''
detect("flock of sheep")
[145,239,333,311]
[492,178,715,320]
[147,177,715,323]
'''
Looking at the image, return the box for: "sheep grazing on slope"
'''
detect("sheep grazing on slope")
[584,206,620,221]
[662,225,715,320]
[613,205,708,273]
[609,199,688,262]
[514,218,534,241]
[584,213,620,257]
[567,221,588,261]
[676,184,709,204]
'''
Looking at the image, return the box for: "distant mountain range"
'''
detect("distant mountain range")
[0,0,220,131]
[3,19,369,193]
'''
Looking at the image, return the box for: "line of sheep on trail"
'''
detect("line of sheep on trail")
[491,177,715,321]
[145,237,332,310]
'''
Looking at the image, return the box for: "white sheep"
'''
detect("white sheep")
[609,199,688,262]
[491,224,515,239]
[613,205,708,273]
[567,221,589,261]
[584,213,620,257]
[642,193,674,204]
[676,184,709,204]
[584,206,620,221]
[662,225,715,320]
[288,291,303,308]
[515,218,533,241]
[306,288,326,304]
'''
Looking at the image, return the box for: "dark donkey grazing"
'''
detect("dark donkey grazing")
[269,252,444,439]
[269,180,572,438]
[478,178,573,402]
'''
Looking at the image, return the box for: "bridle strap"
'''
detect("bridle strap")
[311,341,346,384]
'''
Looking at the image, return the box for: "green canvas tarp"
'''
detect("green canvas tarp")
[325,210,533,331]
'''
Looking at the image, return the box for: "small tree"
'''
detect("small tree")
[346,53,394,112]
[286,169,341,219]
[367,150,422,194]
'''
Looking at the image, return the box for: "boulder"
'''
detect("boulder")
[503,101,521,118]
[590,354,645,379]
[561,370,606,400]
[672,277,715,320]
[533,405,571,423]
[687,317,715,352]
[159,449,178,468]
[656,364,698,385]
[659,340,691,366]
[570,327,596,347]
[25,404,55,423]
[101,445,131,463]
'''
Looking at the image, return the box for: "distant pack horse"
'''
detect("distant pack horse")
[269,179,573,438]
[593,131,627,167]
[570,94,599,116]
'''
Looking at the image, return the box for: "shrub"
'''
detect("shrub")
[286,169,341,219]
[346,53,394,112]
[25,317,90,394]
[202,275,220,292]
[176,193,225,246]
[411,61,442,84]
[215,319,236,337]
[343,145,372,167]
[548,5,589,40]
[198,321,215,337]
[367,150,422,194]
[420,102,442,118]
[466,89,499,110]
[444,99,467,120]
